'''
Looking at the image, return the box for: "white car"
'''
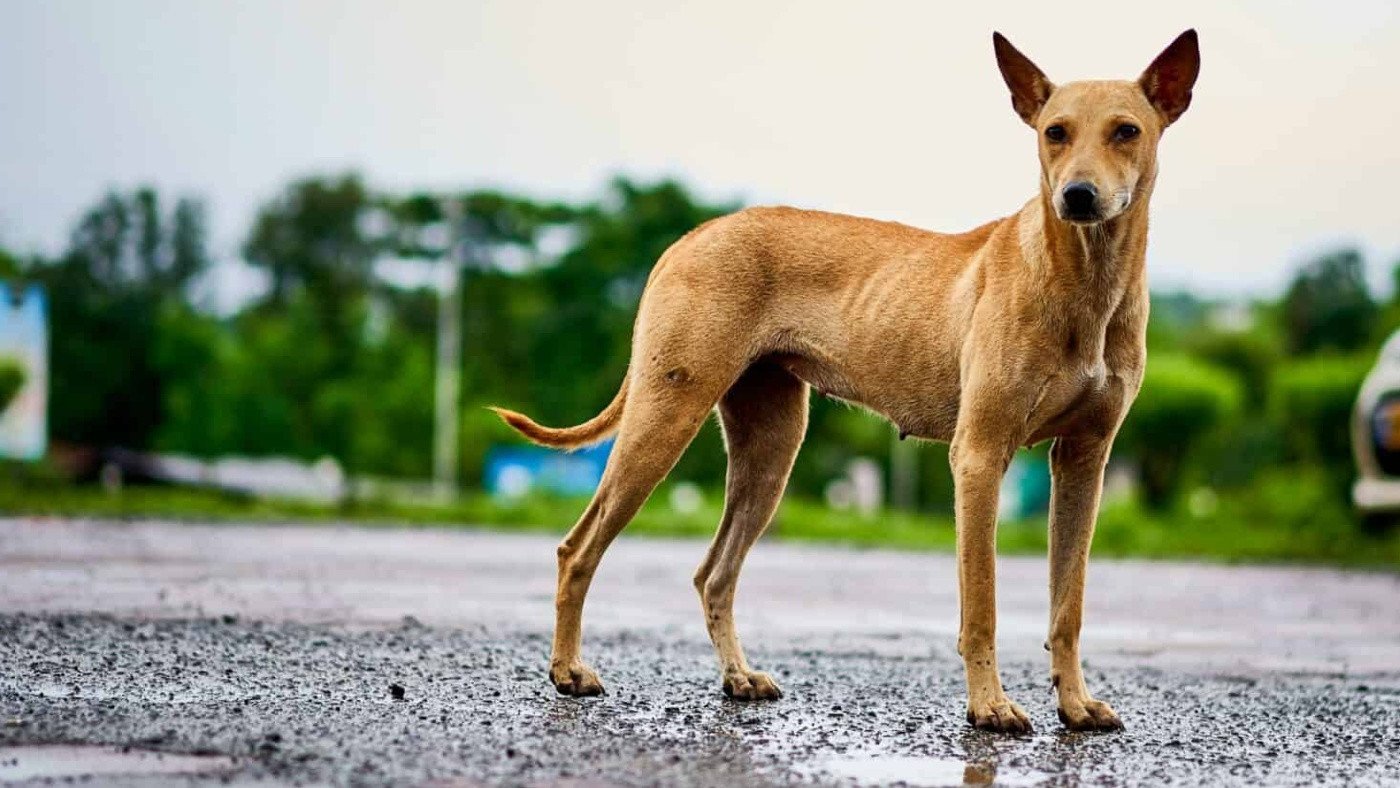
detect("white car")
[1352,331,1400,531]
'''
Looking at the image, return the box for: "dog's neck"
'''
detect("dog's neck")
[1021,187,1150,318]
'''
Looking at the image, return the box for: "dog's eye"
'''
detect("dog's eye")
[1115,124,1140,141]
[1044,125,1067,143]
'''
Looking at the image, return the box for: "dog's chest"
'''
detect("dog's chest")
[1024,357,1119,442]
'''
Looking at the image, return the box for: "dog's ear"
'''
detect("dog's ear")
[993,32,1054,126]
[1139,29,1200,127]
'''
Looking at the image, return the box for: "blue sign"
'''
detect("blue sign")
[999,452,1051,521]
[484,440,613,498]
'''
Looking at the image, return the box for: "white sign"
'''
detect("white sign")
[0,284,48,460]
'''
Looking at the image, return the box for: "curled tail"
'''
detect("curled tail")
[489,375,629,450]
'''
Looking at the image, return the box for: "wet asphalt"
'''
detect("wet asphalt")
[1,518,1399,786]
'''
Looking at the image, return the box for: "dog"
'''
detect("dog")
[492,30,1199,733]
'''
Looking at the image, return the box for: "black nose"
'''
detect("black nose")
[1061,182,1098,217]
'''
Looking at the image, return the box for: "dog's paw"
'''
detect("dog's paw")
[966,697,1033,734]
[1057,698,1123,732]
[722,670,783,701]
[550,661,605,697]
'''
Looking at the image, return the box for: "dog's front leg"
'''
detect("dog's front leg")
[1047,434,1124,730]
[950,429,1032,733]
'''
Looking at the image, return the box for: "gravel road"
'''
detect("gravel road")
[1,517,1398,786]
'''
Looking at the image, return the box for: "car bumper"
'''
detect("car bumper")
[1353,477,1400,513]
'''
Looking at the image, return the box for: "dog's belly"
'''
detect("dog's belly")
[772,353,868,408]
[771,351,962,442]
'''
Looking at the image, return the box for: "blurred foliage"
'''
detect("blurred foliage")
[245,175,374,312]
[1282,248,1377,355]
[1117,354,1242,508]
[4,174,1400,558]
[0,358,25,413]
[1270,353,1373,496]
[0,248,22,278]
[22,189,208,449]
[1187,329,1278,409]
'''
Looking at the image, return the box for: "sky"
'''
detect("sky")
[3,0,1399,306]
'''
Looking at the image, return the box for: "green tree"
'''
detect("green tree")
[245,175,375,308]
[65,188,208,297]
[244,175,377,381]
[29,188,209,448]
[0,247,21,278]
[1282,248,1376,355]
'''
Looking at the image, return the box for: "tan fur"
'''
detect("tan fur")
[488,378,629,449]
[493,30,1200,733]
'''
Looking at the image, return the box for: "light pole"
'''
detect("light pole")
[433,198,465,500]
[891,428,918,511]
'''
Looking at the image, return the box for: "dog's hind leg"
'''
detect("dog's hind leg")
[693,361,808,701]
[549,367,724,697]
[1047,434,1123,730]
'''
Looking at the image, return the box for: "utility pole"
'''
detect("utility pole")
[433,198,465,500]
[891,428,918,511]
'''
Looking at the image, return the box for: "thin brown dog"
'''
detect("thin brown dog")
[492,30,1200,733]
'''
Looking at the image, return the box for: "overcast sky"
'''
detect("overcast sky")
[3,0,1398,304]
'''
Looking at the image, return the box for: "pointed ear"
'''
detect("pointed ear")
[1139,29,1200,126]
[993,32,1055,126]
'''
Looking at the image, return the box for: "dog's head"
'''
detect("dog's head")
[993,30,1199,225]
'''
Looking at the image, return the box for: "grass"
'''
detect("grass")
[2,475,1398,568]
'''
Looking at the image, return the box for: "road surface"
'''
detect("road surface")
[1,517,1398,786]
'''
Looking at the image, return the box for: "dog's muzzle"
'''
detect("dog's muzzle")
[1059,181,1099,222]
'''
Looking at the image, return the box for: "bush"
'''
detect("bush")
[1117,354,1243,508]
[1189,329,1278,408]
[1269,353,1371,496]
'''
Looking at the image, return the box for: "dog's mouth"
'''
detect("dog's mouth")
[1055,204,1104,225]
[1061,210,1102,225]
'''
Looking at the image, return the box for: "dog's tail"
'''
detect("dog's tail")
[488,375,629,450]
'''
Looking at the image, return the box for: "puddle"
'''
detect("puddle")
[0,745,236,782]
[808,754,1051,787]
